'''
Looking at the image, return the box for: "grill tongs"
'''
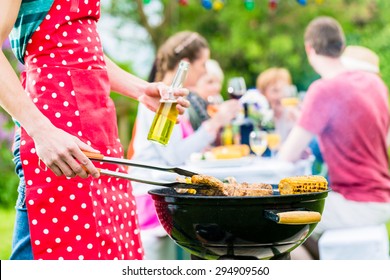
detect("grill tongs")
[84,152,207,190]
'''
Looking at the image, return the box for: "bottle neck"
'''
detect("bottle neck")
[243,103,249,118]
[168,62,189,99]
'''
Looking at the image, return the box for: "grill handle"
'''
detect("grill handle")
[264,209,321,225]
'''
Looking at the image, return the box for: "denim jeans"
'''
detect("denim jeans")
[9,131,33,260]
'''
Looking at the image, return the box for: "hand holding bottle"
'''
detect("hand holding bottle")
[139,82,189,114]
[148,61,190,145]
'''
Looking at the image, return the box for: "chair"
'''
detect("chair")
[318,224,389,260]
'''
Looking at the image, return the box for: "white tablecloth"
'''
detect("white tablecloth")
[152,156,313,185]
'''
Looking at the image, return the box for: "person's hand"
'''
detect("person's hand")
[31,125,101,179]
[138,82,190,114]
[204,99,241,135]
[213,99,241,126]
[285,106,301,122]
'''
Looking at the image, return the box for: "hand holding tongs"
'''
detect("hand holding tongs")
[84,152,207,189]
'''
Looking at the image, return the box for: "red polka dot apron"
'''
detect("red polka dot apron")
[20,0,143,260]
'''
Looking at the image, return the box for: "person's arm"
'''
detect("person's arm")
[104,55,189,113]
[154,99,241,165]
[277,125,314,162]
[201,99,241,137]
[0,0,99,178]
[104,54,149,99]
[132,100,240,166]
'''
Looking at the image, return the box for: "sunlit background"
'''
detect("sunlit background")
[1,0,390,259]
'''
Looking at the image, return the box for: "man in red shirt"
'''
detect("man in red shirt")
[278,16,390,258]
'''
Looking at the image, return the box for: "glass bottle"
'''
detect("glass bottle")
[147,60,190,145]
[221,125,233,145]
[239,103,254,147]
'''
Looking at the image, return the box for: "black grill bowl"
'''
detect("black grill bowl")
[148,187,329,260]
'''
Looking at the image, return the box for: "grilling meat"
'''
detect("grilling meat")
[186,174,273,197]
[191,175,226,196]
[223,182,273,196]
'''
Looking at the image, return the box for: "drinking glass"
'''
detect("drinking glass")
[249,130,268,157]
[266,131,281,157]
[227,77,247,100]
[206,94,223,117]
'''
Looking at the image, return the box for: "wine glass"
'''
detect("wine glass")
[266,131,281,157]
[227,77,247,100]
[249,130,268,157]
[206,94,224,117]
[207,94,224,105]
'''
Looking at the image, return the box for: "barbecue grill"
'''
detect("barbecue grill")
[149,187,329,260]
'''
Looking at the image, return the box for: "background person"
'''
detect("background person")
[256,67,299,142]
[341,45,390,147]
[341,45,380,74]
[278,16,390,259]
[187,59,225,131]
[311,45,383,179]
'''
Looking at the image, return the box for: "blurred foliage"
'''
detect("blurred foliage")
[107,58,140,148]
[0,140,18,209]
[103,0,390,92]
[101,0,390,154]
[0,208,14,259]
[0,44,20,208]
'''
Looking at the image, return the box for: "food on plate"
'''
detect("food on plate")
[278,175,328,195]
[176,174,273,197]
[210,144,250,159]
[189,144,251,162]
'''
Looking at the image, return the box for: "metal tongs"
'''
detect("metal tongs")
[84,152,207,189]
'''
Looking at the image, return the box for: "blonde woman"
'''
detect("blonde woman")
[256,67,298,141]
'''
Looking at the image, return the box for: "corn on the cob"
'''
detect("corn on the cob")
[185,177,192,184]
[278,175,328,195]
[174,177,197,194]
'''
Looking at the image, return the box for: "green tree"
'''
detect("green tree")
[104,0,390,90]
[101,0,390,150]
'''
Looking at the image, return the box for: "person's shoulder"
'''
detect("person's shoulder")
[344,70,387,90]
[306,78,329,96]
[341,70,380,82]
[309,72,358,93]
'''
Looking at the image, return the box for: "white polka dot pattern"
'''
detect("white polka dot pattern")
[25,0,105,71]
[20,0,142,260]
[23,138,142,260]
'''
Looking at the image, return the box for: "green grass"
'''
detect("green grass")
[0,207,15,260]
[387,220,390,238]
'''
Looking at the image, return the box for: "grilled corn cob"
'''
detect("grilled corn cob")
[278,175,328,195]
[175,177,197,194]
[185,177,197,194]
